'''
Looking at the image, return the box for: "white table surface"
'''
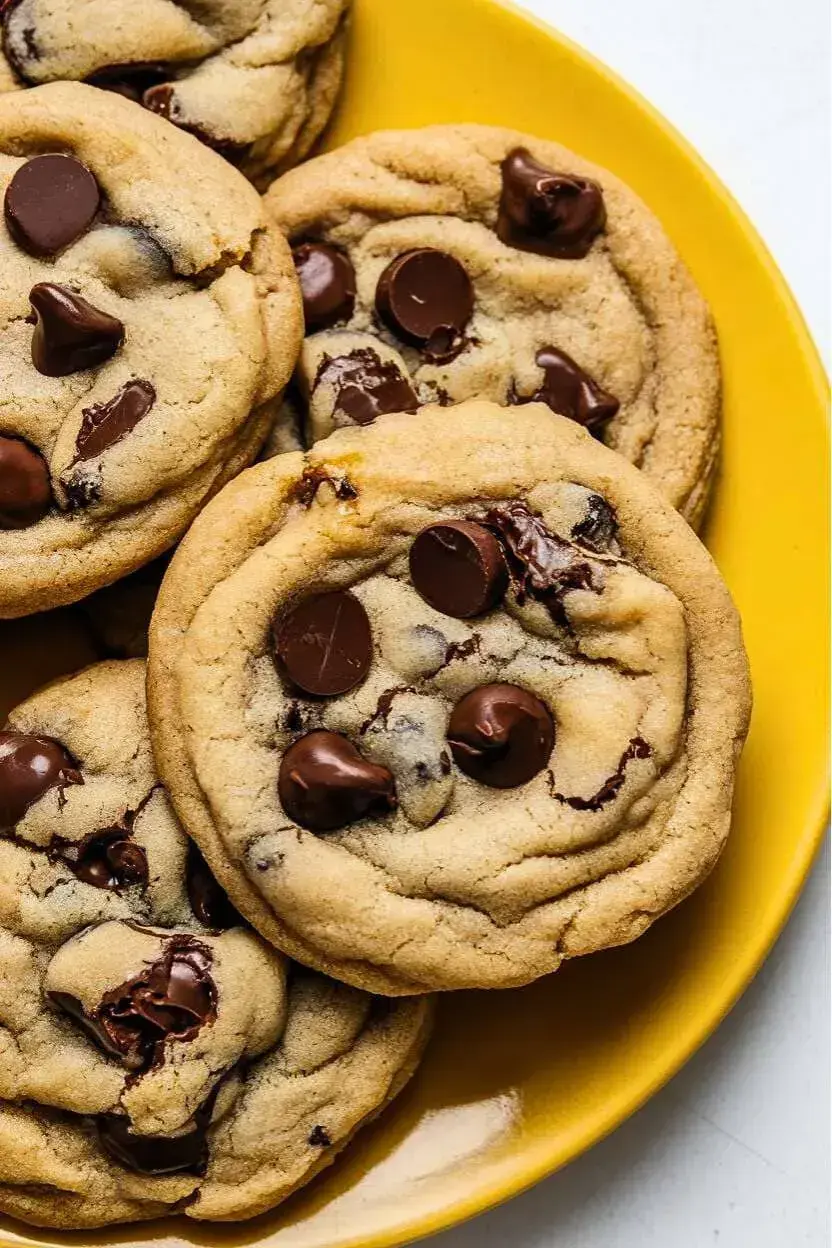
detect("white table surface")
[430,1,831,1245]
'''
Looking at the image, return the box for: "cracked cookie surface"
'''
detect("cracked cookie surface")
[148,401,751,996]
[0,82,302,618]
[265,124,720,525]
[0,660,431,1228]
[0,0,349,186]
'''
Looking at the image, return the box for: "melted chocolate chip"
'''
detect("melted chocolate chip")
[59,826,149,891]
[86,61,172,104]
[448,683,554,789]
[291,466,359,508]
[572,494,618,552]
[0,435,52,529]
[315,348,419,425]
[497,148,606,259]
[308,1124,332,1147]
[4,154,100,257]
[74,379,156,462]
[278,731,396,833]
[187,842,239,930]
[0,732,82,831]
[513,347,619,434]
[376,249,474,362]
[487,501,604,621]
[53,938,215,1069]
[98,1112,209,1176]
[549,736,652,811]
[410,520,508,619]
[274,591,373,698]
[29,283,124,377]
[292,242,356,332]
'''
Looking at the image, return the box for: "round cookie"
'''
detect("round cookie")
[0,660,431,1228]
[147,401,751,996]
[0,82,303,618]
[0,0,349,187]
[265,124,720,525]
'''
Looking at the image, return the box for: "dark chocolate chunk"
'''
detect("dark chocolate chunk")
[497,148,606,259]
[278,731,396,832]
[61,826,149,891]
[409,519,508,618]
[187,842,239,930]
[447,683,554,788]
[376,249,474,362]
[487,501,604,621]
[29,283,124,377]
[274,590,373,698]
[291,466,359,508]
[315,348,418,425]
[0,434,52,529]
[74,379,156,461]
[292,242,356,332]
[85,61,172,105]
[512,346,619,434]
[308,1124,332,1147]
[4,154,100,257]
[549,736,652,811]
[98,1112,209,1176]
[571,493,618,552]
[0,732,82,831]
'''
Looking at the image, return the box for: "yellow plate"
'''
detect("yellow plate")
[0,1,828,1245]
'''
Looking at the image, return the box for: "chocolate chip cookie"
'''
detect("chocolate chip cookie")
[265,125,720,525]
[0,660,431,1227]
[0,0,349,186]
[147,401,751,996]
[0,82,302,618]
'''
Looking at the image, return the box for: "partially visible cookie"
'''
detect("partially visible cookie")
[265,125,720,524]
[0,0,349,186]
[0,660,431,1228]
[80,555,170,659]
[147,401,750,996]
[0,83,302,618]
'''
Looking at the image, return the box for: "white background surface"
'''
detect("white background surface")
[431,1,831,1246]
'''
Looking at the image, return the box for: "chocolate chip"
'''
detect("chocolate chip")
[308,1124,332,1147]
[291,466,359,508]
[98,1113,209,1176]
[0,732,82,831]
[141,82,176,120]
[0,435,52,529]
[63,827,149,891]
[187,842,239,930]
[572,494,618,552]
[486,501,604,621]
[292,242,356,332]
[409,520,508,619]
[29,283,124,377]
[497,148,606,259]
[274,590,373,698]
[376,249,474,362]
[74,379,156,462]
[141,85,247,163]
[447,683,554,788]
[86,61,172,105]
[4,154,100,258]
[315,348,418,425]
[278,731,396,832]
[513,347,619,433]
[549,736,652,811]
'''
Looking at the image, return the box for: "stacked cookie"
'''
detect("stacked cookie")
[0,5,750,1232]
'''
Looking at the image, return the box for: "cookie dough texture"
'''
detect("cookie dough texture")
[148,402,751,996]
[0,0,349,185]
[0,82,302,618]
[265,124,720,524]
[0,661,431,1228]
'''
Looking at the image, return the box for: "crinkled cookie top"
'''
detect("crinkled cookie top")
[0,660,430,1228]
[149,402,750,996]
[265,124,720,524]
[0,0,349,184]
[0,83,302,618]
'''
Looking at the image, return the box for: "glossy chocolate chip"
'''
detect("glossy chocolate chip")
[376,249,474,362]
[410,520,508,618]
[4,154,100,258]
[497,148,606,259]
[293,242,357,332]
[514,346,619,433]
[572,494,618,552]
[274,590,373,698]
[0,435,52,529]
[0,732,82,831]
[187,842,239,929]
[74,379,156,462]
[279,731,396,832]
[86,62,172,105]
[65,827,149,891]
[315,348,418,425]
[487,501,604,620]
[447,683,554,788]
[29,283,124,377]
[98,1113,209,1176]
